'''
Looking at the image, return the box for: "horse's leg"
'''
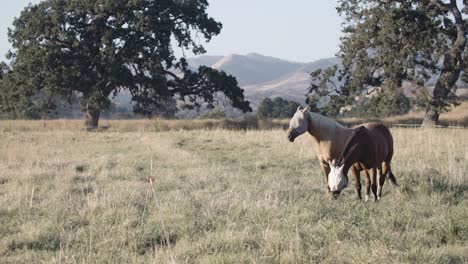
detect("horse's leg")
[364,170,371,202]
[370,167,378,201]
[377,163,384,200]
[351,165,362,200]
[379,162,389,199]
[320,161,331,195]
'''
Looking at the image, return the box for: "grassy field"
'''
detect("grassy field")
[0,122,467,263]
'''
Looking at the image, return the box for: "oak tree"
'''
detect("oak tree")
[3,0,251,126]
[309,0,467,125]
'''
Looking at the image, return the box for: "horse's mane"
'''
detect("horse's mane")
[336,126,366,165]
[307,112,349,138]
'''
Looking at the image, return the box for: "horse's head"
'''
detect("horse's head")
[287,106,310,142]
[327,159,348,195]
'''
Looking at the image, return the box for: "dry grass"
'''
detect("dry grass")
[0,122,467,263]
[0,118,288,133]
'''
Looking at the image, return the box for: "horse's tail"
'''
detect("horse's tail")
[384,126,398,187]
[387,170,399,186]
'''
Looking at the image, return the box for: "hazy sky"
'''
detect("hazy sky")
[0,0,342,63]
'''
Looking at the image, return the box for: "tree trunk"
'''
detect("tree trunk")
[85,110,100,129]
[421,56,461,127]
[422,1,466,127]
[422,108,439,127]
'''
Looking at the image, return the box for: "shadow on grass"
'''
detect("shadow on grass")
[137,231,178,255]
[421,168,467,198]
[401,168,468,205]
[8,230,61,252]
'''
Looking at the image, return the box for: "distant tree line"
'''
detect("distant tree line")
[257,97,301,118]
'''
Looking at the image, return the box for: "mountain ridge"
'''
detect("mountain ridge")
[186,53,339,105]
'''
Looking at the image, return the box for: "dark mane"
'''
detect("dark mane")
[336,126,367,166]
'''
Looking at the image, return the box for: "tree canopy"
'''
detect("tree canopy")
[308,0,467,125]
[1,0,251,126]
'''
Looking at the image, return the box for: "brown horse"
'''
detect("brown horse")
[328,124,398,201]
[287,106,397,200]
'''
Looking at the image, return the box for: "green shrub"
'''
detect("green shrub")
[199,107,226,119]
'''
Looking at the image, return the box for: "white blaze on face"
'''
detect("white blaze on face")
[328,162,348,192]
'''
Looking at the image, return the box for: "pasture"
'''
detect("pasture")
[0,121,466,263]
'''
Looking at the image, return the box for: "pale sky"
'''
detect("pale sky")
[0,0,342,63]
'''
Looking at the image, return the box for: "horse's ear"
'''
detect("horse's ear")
[302,106,310,113]
[335,157,341,167]
[327,159,332,166]
[339,163,345,171]
[356,126,366,134]
[297,106,303,112]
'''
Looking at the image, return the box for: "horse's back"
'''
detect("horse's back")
[354,123,394,163]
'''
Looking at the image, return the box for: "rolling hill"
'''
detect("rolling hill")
[109,53,328,114]
[187,53,340,105]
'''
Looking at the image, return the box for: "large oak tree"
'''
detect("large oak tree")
[309,0,467,126]
[421,0,467,126]
[2,0,251,126]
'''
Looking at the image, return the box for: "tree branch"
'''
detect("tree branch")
[446,1,466,53]
[429,0,451,12]
[164,70,179,80]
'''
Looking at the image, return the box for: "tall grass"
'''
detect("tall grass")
[0,118,289,133]
[0,124,466,263]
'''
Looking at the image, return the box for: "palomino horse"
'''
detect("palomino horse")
[287,106,397,200]
[328,125,398,201]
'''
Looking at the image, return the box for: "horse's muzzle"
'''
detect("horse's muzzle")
[331,190,341,197]
[287,131,297,142]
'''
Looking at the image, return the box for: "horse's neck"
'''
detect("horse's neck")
[306,113,352,143]
[342,137,361,172]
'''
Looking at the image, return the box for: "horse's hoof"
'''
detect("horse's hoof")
[365,195,369,202]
